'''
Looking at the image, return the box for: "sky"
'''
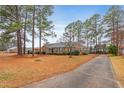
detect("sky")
[27,5,124,47]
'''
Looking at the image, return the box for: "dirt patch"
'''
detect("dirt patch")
[0,52,97,88]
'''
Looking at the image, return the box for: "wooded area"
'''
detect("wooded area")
[0,5,56,56]
[59,6,124,56]
[0,5,124,56]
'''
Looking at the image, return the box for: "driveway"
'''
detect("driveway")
[24,55,120,88]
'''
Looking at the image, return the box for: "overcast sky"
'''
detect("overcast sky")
[26,5,124,47]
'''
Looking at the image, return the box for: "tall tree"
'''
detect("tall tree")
[0,31,16,50]
[0,5,23,55]
[74,20,83,42]
[36,5,55,54]
[89,14,103,53]
[63,22,76,58]
[23,6,28,54]
[32,6,35,56]
[104,5,124,55]
[82,19,91,49]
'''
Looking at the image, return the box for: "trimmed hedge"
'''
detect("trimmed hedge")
[27,50,80,55]
[71,50,80,55]
[82,52,88,55]
[62,50,80,55]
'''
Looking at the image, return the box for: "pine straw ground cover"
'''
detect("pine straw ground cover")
[0,52,97,88]
[109,55,124,87]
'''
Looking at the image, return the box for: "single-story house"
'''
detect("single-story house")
[42,42,86,54]
[7,47,32,53]
[6,47,17,53]
[34,47,43,52]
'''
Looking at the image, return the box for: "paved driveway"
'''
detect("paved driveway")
[24,55,120,88]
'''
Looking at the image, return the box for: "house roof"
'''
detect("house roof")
[45,42,67,48]
[7,47,17,50]
[44,42,85,48]
[7,47,32,51]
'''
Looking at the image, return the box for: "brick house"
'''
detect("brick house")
[42,42,86,54]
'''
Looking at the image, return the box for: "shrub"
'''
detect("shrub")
[108,44,117,56]
[53,53,58,55]
[35,51,40,54]
[71,50,80,55]
[41,51,46,54]
[34,51,46,54]
[82,52,88,55]
[82,51,89,55]
[62,51,69,55]
[27,50,32,54]
[62,50,80,55]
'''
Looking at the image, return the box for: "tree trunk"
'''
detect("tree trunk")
[87,38,89,49]
[23,11,27,55]
[39,28,42,54]
[95,18,97,54]
[16,6,22,56]
[69,46,72,58]
[116,17,120,56]
[32,6,35,56]
[112,16,115,45]
[69,32,72,58]
[77,30,80,42]
[16,30,19,55]
[86,30,89,50]
[18,30,22,55]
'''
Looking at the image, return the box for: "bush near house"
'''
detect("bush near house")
[27,50,81,55]
[82,51,89,55]
[41,51,46,54]
[71,50,80,55]
[63,51,70,55]
[48,50,80,55]
[62,50,80,55]
[82,52,88,55]
[108,44,118,56]
[27,50,46,55]
[35,51,40,54]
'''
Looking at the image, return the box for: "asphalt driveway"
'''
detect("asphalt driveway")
[24,55,120,88]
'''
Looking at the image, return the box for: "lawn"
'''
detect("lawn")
[0,52,97,88]
[109,55,124,87]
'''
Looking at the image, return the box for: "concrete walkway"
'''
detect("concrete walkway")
[24,55,120,88]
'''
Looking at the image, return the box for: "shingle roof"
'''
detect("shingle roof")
[45,42,66,48]
[44,41,85,48]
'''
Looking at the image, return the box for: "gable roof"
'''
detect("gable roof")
[45,42,66,48]
[44,41,85,48]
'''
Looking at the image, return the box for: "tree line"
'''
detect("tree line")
[0,5,124,56]
[60,5,124,55]
[0,5,56,56]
